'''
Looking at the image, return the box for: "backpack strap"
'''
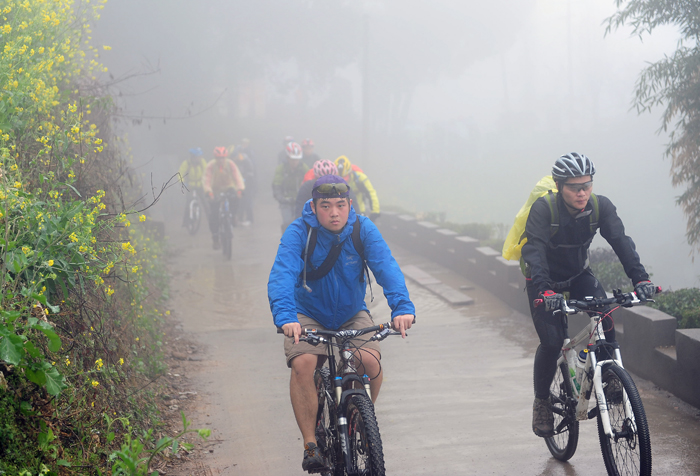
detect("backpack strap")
[543,190,559,238]
[588,193,599,233]
[300,219,369,284]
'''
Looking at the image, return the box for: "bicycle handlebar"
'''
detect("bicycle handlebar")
[276,322,402,341]
[533,287,662,313]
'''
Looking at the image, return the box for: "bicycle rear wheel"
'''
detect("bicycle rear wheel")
[346,394,385,476]
[597,364,652,476]
[545,362,579,461]
[314,368,338,476]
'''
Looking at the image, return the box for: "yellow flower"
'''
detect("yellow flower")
[118,358,124,365]
[135,337,139,342]
[95,358,103,370]
[139,214,146,222]
[103,45,111,50]
[91,380,99,388]
[65,358,70,366]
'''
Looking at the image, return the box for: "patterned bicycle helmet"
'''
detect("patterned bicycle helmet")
[302,138,315,148]
[552,152,596,181]
[213,146,228,158]
[313,159,337,178]
[189,147,203,156]
[285,142,303,160]
[335,155,352,177]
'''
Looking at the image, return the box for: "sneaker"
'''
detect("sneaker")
[532,397,554,437]
[302,442,328,473]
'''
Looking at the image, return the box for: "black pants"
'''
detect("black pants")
[527,269,614,399]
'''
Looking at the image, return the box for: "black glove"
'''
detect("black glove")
[634,280,656,302]
[539,290,565,312]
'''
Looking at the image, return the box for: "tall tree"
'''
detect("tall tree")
[606,1,700,251]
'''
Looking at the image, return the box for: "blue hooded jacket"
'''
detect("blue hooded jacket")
[268,200,415,329]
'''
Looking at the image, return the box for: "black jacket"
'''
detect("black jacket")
[522,193,649,294]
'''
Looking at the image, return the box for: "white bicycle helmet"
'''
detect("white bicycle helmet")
[285,142,303,160]
[552,152,596,181]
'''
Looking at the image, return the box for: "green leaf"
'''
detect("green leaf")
[31,293,60,313]
[0,310,21,324]
[57,460,71,467]
[197,428,211,439]
[43,366,67,396]
[0,334,25,365]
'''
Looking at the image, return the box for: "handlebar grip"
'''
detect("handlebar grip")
[276,328,284,334]
[534,299,543,308]
[655,286,663,294]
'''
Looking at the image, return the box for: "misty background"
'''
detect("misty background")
[92,0,697,290]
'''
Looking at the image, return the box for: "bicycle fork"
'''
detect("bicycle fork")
[589,350,638,439]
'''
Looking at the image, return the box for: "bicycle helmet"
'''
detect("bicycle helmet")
[283,135,294,146]
[335,155,352,177]
[189,147,203,156]
[313,159,338,178]
[302,138,315,148]
[213,146,228,158]
[552,152,596,181]
[285,142,303,160]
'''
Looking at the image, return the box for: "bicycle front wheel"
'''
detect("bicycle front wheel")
[221,216,233,260]
[597,364,652,476]
[314,368,338,476]
[187,199,202,235]
[545,362,579,461]
[346,394,385,476]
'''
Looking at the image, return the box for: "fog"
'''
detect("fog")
[92,0,699,290]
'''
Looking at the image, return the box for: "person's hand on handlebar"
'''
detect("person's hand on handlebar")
[539,290,565,312]
[282,322,302,344]
[634,280,656,302]
[392,314,414,338]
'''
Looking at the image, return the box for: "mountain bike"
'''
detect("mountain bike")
[535,289,658,476]
[185,188,203,235]
[217,191,234,260]
[283,322,401,476]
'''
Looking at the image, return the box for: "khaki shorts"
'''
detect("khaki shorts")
[284,311,382,368]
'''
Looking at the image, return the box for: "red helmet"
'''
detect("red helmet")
[213,146,228,158]
[302,138,314,148]
[313,159,337,178]
[285,142,303,160]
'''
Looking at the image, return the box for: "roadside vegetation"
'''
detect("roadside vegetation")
[0,1,206,474]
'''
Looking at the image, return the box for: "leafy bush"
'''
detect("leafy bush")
[0,0,181,473]
[589,248,634,292]
[649,288,700,329]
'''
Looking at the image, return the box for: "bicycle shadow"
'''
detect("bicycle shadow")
[537,458,581,476]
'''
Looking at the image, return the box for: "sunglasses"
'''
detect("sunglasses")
[313,183,350,195]
[562,181,593,193]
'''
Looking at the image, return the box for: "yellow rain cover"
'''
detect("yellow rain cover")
[502,176,557,260]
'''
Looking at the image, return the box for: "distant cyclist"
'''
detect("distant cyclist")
[203,147,245,249]
[295,160,358,217]
[229,145,256,226]
[268,174,415,473]
[272,142,309,232]
[521,152,656,438]
[178,147,208,227]
[335,155,380,220]
[301,138,321,168]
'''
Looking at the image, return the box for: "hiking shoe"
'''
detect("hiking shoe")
[302,442,328,473]
[532,397,554,437]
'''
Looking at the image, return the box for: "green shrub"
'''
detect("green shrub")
[649,288,700,329]
[589,248,634,292]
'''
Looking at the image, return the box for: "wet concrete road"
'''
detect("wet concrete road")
[164,197,700,475]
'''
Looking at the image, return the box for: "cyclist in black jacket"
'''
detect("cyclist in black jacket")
[521,152,656,438]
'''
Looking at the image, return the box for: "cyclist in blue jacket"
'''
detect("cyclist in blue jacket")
[268,174,415,473]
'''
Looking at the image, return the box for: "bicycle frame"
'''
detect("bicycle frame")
[303,324,395,475]
[558,306,637,439]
